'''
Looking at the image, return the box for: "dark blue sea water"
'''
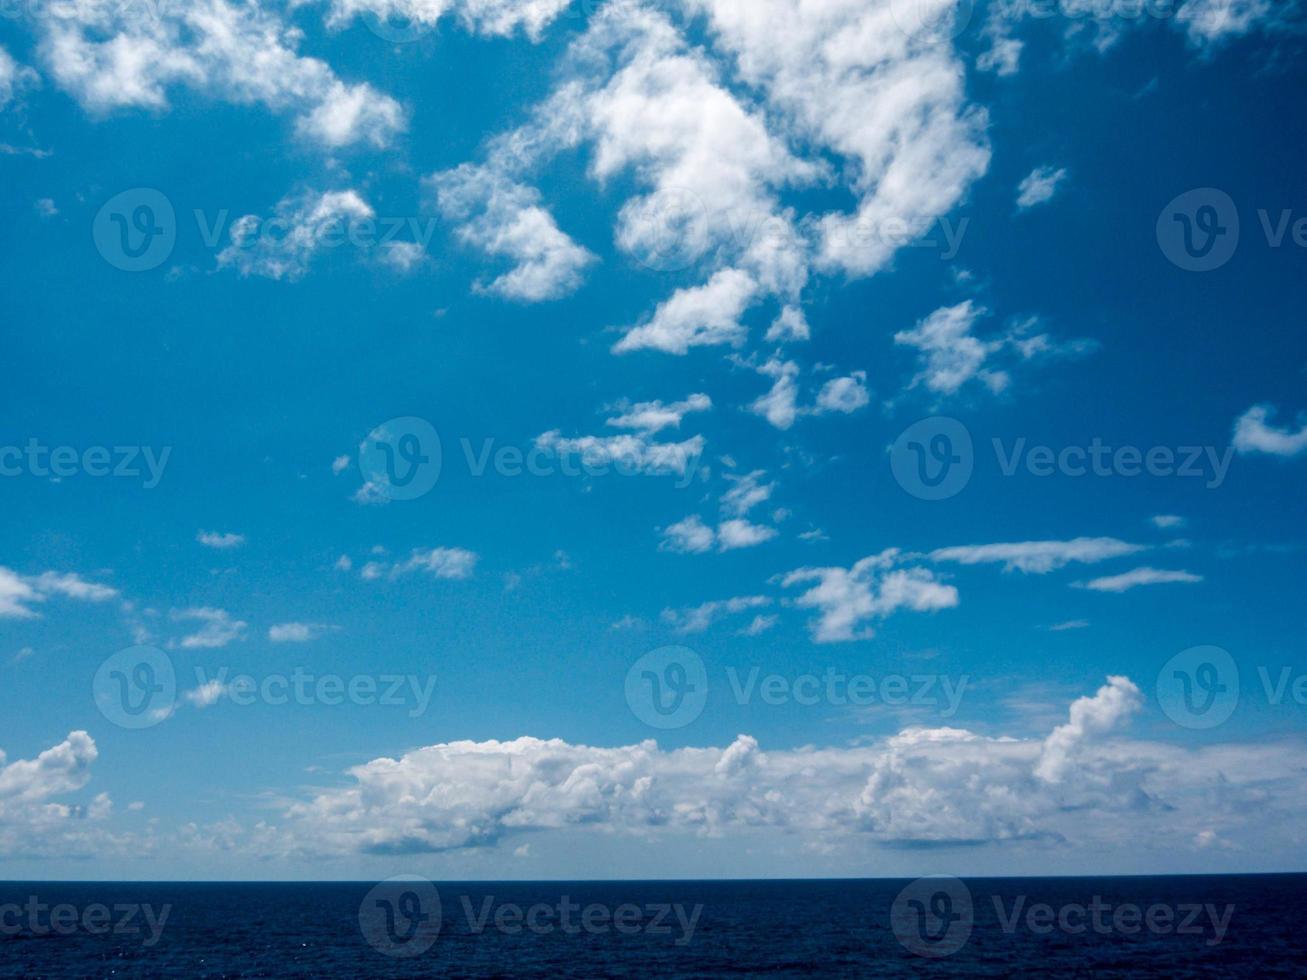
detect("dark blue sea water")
[2,875,1304,977]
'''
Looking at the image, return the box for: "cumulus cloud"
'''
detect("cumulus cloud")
[742,355,801,429]
[1016,165,1069,210]
[1076,567,1204,593]
[0,567,118,619]
[659,515,716,554]
[33,0,404,149]
[814,372,871,415]
[614,269,758,354]
[171,607,248,649]
[715,518,779,551]
[929,538,1145,574]
[688,0,990,280]
[278,676,1267,856]
[429,165,596,301]
[781,549,958,643]
[1233,404,1307,457]
[217,189,375,281]
[1035,677,1142,783]
[0,732,115,858]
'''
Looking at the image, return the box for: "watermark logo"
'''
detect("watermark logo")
[358,417,443,501]
[1157,645,1239,729]
[93,188,176,272]
[890,0,976,41]
[362,8,436,42]
[93,646,177,729]
[1157,188,1240,272]
[359,875,442,958]
[891,417,974,500]
[891,875,973,958]
[625,646,709,729]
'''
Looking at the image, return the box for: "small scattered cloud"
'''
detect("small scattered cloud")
[171,607,248,649]
[268,622,336,643]
[1076,567,1203,593]
[1233,404,1307,457]
[197,531,245,550]
[1016,166,1069,210]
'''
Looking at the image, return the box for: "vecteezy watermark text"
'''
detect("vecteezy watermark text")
[0,440,171,488]
[625,647,968,729]
[359,876,702,958]
[891,876,1234,959]
[356,416,704,503]
[890,417,1235,500]
[0,897,171,948]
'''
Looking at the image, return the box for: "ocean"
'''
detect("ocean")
[2,875,1303,977]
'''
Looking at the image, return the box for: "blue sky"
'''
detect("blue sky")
[2,0,1306,880]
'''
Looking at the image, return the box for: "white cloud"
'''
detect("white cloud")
[171,607,248,649]
[1077,567,1204,593]
[35,0,404,149]
[1233,404,1307,457]
[1016,165,1069,210]
[197,530,245,550]
[814,372,871,415]
[720,470,774,518]
[1175,0,1280,47]
[895,300,1007,396]
[689,0,990,281]
[217,189,374,281]
[659,515,715,555]
[716,518,778,551]
[929,537,1145,574]
[185,679,228,708]
[614,269,758,355]
[322,0,574,41]
[0,46,38,110]
[606,394,711,435]
[1034,676,1142,783]
[535,430,704,477]
[0,567,118,619]
[0,731,124,858]
[268,622,335,642]
[738,614,778,636]
[429,165,596,301]
[1150,515,1187,530]
[378,240,428,274]
[331,455,351,475]
[1048,619,1090,632]
[743,355,801,430]
[285,676,1277,856]
[662,595,772,634]
[781,549,958,643]
[765,306,809,343]
[371,547,480,581]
